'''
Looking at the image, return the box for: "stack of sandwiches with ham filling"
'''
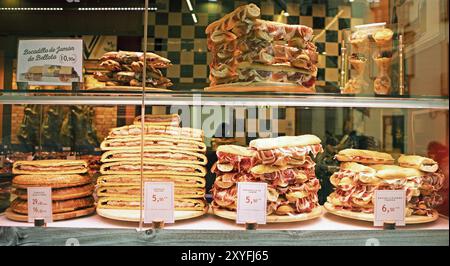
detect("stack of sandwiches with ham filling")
[93,51,172,88]
[205,4,318,92]
[327,149,445,217]
[96,114,207,212]
[8,160,95,221]
[211,135,323,216]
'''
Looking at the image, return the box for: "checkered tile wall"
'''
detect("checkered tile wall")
[145,0,365,89]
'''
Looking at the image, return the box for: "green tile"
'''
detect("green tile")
[182,13,195,25]
[326,56,338,68]
[168,26,181,38]
[180,65,193,77]
[167,51,180,65]
[195,26,206,38]
[194,51,207,64]
[325,30,338,42]
[181,39,194,51]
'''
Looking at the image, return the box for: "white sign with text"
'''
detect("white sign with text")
[27,187,53,223]
[17,39,83,85]
[236,182,267,224]
[144,182,175,224]
[374,190,406,226]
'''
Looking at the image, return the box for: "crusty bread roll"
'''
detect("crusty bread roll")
[335,149,394,164]
[398,155,438,173]
[205,4,260,35]
[216,145,256,157]
[249,135,321,150]
[370,164,422,179]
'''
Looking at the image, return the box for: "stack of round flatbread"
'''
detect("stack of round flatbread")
[6,159,96,222]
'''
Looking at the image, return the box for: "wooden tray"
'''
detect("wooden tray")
[5,206,96,222]
[96,207,208,222]
[324,202,439,224]
[210,206,323,223]
[86,86,171,92]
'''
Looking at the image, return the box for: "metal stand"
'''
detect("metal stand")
[34,218,46,227]
[383,222,396,230]
[71,81,82,92]
[152,220,165,230]
[245,221,258,230]
[398,34,405,95]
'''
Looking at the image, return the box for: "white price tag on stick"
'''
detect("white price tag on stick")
[236,182,267,224]
[374,190,406,226]
[27,187,53,223]
[144,182,174,224]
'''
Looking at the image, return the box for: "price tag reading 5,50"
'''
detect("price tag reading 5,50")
[144,182,174,224]
[374,190,406,227]
[237,182,267,224]
[27,187,53,223]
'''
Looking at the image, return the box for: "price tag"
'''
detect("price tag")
[374,190,406,226]
[144,182,174,224]
[27,187,53,223]
[236,182,267,224]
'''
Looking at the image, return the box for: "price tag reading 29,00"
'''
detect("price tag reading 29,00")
[144,182,174,224]
[374,190,406,226]
[27,187,53,223]
[237,182,267,224]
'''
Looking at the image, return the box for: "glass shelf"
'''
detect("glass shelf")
[0,91,448,109]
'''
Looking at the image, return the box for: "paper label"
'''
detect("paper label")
[27,187,53,223]
[17,39,83,86]
[144,182,174,224]
[374,190,406,226]
[236,182,267,224]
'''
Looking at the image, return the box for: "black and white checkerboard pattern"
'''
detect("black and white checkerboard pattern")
[145,0,365,90]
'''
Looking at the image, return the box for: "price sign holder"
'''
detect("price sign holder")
[237,182,267,228]
[374,190,406,228]
[27,187,53,224]
[143,182,174,226]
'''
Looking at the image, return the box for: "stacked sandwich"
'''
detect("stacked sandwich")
[205,4,318,92]
[96,114,207,213]
[326,149,445,217]
[93,51,172,88]
[8,160,95,221]
[211,135,324,216]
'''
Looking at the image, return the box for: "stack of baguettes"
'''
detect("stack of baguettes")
[8,160,95,221]
[96,114,208,213]
[205,4,318,92]
[93,51,172,88]
[327,149,445,217]
[211,135,324,216]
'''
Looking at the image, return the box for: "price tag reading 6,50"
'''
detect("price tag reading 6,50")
[144,182,174,224]
[374,190,406,227]
[236,182,267,225]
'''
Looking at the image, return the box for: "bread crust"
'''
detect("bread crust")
[15,183,94,201]
[398,155,438,173]
[249,135,321,150]
[335,149,394,164]
[369,164,423,179]
[205,4,260,34]
[96,186,205,199]
[97,197,205,211]
[12,174,92,189]
[216,145,256,157]
[13,160,88,174]
[100,149,207,165]
[11,196,95,214]
[100,136,207,153]
[204,82,316,93]
[96,174,205,188]
[99,160,207,176]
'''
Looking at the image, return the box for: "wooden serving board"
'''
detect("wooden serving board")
[324,202,439,224]
[210,206,323,223]
[86,86,171,92]
[96,207,208,222]
[5,206,96,222]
